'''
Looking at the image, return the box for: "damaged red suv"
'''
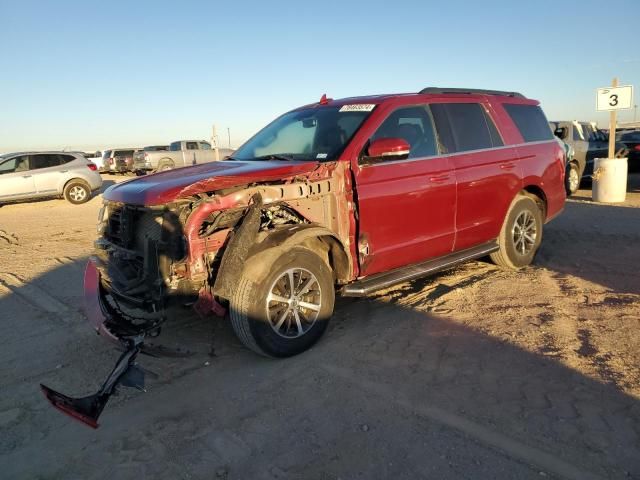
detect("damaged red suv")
[42,88,565,426]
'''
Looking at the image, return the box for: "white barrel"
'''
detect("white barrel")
[592,157,628,203]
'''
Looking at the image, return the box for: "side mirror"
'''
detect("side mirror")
[365,137,410,163]
[554,127,567,139]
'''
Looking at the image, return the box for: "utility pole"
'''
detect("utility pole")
[227,128,231,149]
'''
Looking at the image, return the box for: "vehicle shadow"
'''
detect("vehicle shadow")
[99,180,116,192]
[536,194,640,294]
[0,256,639,479]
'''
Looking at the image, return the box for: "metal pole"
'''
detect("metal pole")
[227,128,231,148]
[634,104,638,123]
[608,78,618,158]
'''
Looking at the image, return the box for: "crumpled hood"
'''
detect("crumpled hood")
[103,160,321,205]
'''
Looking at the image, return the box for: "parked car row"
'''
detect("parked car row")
[550,120,629,195]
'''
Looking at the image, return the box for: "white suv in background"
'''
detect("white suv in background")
[0,152,103,204]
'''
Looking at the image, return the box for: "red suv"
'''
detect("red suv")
[43,88,565,426]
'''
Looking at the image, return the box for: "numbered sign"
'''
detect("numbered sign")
[596,85,634,111]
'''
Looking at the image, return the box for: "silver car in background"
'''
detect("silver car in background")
[0,151,103,204]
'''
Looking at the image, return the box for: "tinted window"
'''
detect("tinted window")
[170,142,181,151]
[58,154,75,164]
[199,142,211,150]
[114,150,134,157]
[621,132,640,141]
[430,103,502,153]
[370,105,438,159]
[31,154,61,169]
[102,150,112,159]
[186,142,198,150]
[503,104,553,142]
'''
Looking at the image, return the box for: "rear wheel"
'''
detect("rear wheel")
[229,246,335,357]
[63,181,91,204]
[157,161,174,172]
[565,162,580,195]
[490,194,543,270]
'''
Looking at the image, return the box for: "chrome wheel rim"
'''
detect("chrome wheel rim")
[512,211,537,255]
[568,167,579,192]
[69,186,87,202]
[266,268,321,339]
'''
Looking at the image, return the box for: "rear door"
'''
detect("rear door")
[353,104,456,276]
[31,154,73,194]
[430,101,520,251]
[0,155,36,199]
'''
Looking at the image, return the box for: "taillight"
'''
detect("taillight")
[634,145,640,151]
[108,158,113,164]
[87,163,97,171]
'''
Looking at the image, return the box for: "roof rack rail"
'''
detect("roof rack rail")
[419,87,525,98]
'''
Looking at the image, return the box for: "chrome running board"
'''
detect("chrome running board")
[341,241,498,297]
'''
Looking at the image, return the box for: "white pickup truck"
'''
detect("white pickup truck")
[133,140,234,172]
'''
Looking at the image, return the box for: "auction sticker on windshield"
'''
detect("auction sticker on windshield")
[339,104,376,112]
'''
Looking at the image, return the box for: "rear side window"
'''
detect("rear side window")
[503,104,553,142]
[31,154,61,169]
[430,103,503,153]
[57,154,75,164]
[186,142,198,150]
[170,142,182,151]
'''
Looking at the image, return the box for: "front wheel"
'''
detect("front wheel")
[229,246,335,357]
[490,194,543,270]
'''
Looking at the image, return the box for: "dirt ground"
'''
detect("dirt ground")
[1,174,639,479]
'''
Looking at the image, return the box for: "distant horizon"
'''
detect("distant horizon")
[1,0,638,153]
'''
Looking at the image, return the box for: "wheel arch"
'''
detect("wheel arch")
[62,176,90,193]
[521,185,547,219]
[247,225,352,284]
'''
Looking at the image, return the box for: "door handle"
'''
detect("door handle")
[60,170,68,173]
[500,163,516,170]
[429,175,449,183]
[22,175,32,178]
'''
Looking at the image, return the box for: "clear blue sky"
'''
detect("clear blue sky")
[1,0,639,152]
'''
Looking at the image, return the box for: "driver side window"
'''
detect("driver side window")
[0,155,30,174]
[370,105,438,159]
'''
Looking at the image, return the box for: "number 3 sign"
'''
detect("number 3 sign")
[596,85,634,111]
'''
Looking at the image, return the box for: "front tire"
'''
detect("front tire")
[490,194,543,270]
[229,246,335,357]
[63,181,91,204]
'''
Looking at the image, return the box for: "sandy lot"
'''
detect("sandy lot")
[1,174,639,479]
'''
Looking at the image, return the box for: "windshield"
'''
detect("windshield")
[232,105,374,161]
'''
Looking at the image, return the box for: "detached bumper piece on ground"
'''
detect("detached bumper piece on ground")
[40,337,144,429]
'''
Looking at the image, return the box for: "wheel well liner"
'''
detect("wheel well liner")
[521,185,547,218]
[248,225,351,284]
